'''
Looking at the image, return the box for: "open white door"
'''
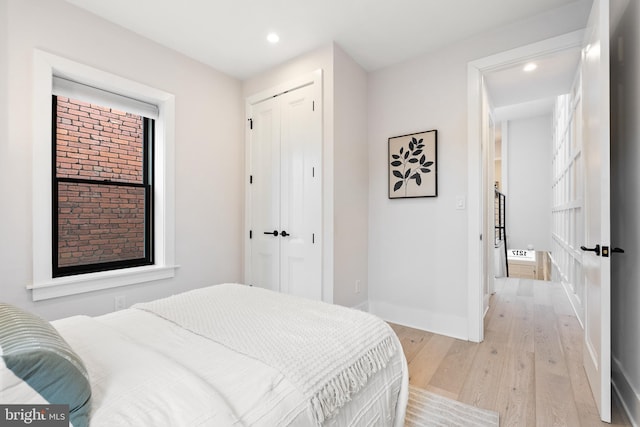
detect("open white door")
[580,0,611,421]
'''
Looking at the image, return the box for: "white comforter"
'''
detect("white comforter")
[53,287,408,426]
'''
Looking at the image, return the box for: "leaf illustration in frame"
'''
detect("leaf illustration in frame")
[388,129,437,198]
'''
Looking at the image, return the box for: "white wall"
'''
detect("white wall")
[367,1,590,338]
[610,0,640,423]
[0,3,7,292]
[505,115,553,251]
[1,0,243,319]
[333,46,369,309]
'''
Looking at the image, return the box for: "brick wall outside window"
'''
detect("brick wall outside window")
[55,97,146,267]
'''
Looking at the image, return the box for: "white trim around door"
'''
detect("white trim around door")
[466,30,584,343]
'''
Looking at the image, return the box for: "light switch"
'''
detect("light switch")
[456,196,466,210]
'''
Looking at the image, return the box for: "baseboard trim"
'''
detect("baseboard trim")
[612,355,640,427]
[351,301,369,312]
[369,301,467,340]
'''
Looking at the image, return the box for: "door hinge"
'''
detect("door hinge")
[249,175,253,184]
[312,233,315,244]
[249,230,252,239]
[312,101,315,111]
[248,118,253,129]
[312,167,315,178]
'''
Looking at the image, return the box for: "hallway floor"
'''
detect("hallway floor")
[391,278,631,426]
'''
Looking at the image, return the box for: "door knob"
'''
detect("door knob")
[264,230,279,236]
[280,230,290,237]
[580,244,600,256]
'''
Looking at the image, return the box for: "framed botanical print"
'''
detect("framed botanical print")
[388,130,437,198]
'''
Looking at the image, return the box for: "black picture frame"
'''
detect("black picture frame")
[388,129,438,199]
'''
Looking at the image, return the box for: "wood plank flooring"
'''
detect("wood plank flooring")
[390,277,631,426]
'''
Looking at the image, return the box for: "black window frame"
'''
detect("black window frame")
[51,95,155,278]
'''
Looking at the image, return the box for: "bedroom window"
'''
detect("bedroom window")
[52,87,155,277]
[31,50,177,301]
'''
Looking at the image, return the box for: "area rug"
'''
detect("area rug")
[405,385,499,427]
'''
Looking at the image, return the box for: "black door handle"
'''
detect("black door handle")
[280,230,290,237]
[580,244,600,256]
[264,230,279,236]
[612,247,625,254]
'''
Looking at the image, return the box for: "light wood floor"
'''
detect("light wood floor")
[390,278,631,426]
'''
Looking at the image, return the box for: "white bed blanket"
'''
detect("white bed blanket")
[134,284,400,425]
[52,285,408,426]
[53,314,246,426]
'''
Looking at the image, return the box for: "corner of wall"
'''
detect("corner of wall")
[332,44,369,308]
[369,300,468,340]
[613,356,640,426]
[610,3,640,425]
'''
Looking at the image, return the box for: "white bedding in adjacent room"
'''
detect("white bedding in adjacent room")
[52,285,408,426]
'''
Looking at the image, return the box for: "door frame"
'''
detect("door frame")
[244,70,323,288]
[466,30,584,342]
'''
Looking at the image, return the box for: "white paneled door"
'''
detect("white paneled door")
[580,0,611,422]
[249,95,281,292]
[248,83,322,301]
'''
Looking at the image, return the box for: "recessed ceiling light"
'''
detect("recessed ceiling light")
[267,33,280,44]
[523,62,537,72]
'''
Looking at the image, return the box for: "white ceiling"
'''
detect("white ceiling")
[486,46,582,121]
[485,47,581,108]
[65,0,583,80]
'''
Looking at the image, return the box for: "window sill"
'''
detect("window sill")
[28,265,179,301]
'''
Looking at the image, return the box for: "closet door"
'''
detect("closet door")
[279,86,321,300]
[249,97,281,292]
[248,83,321,300]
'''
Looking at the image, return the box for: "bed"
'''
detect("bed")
[1,283,408,427]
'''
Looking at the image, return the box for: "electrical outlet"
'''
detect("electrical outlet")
[114,295,126,311]
[355,280,361,294]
